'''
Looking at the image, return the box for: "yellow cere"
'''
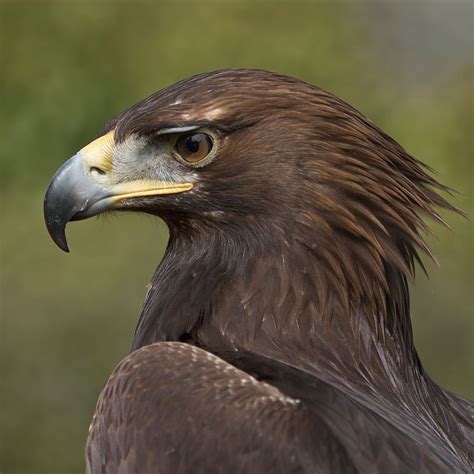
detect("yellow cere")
[80,131,115,173]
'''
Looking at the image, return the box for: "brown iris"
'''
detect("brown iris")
[175,133,213,164]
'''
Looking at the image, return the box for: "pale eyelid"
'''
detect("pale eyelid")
[154,125,201,136]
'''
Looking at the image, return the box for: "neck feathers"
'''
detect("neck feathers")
[133,219,419,375]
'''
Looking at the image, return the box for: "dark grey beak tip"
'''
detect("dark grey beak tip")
[44,153,111,253]
[45,217,70,253]
[44,189,70,253]
[43,155,84,253]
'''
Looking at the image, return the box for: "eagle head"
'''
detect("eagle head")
[44,69,455,344]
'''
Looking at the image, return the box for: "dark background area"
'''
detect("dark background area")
[1,1,472,472]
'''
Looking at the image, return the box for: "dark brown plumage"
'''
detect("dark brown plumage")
[44,69,473,473]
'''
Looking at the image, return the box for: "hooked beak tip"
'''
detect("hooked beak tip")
[43,153,94,253]
[51,227,70,253]
[44,210,71,253]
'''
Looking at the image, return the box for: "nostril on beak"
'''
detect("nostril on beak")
[89,166,108,180]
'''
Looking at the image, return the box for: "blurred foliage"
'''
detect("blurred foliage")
[1,1,472,473]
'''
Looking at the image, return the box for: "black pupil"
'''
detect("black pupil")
[187,136,201,153]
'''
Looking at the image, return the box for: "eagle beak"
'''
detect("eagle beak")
[44,131,193,252]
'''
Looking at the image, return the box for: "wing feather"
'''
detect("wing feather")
[86,343,468,473]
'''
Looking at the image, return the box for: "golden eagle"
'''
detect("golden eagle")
[44,69,473,473]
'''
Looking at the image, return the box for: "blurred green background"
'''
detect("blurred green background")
[1,1,472,472]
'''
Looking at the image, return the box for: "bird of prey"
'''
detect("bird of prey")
[44,69,473,473]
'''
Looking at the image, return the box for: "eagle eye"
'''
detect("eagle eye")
[175,133,213,164]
